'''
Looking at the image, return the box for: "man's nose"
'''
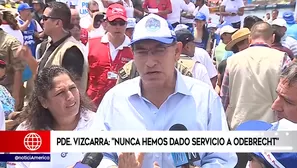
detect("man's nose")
[145,54,157,68]
[271,96,283,113]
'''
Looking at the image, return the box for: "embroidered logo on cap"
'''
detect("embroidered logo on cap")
[112,8,124,15]
[145,18,161,32]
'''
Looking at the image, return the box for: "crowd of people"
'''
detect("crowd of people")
[1,0,297,167]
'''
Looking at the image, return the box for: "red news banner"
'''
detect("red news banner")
[0,131,50,152]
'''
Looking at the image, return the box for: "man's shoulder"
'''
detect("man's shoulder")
[181,74,216,95]
[108,77,140,96]
[0,31,20,45]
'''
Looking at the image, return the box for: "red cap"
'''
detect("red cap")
[106,4,127,22]
[0,60,6,66]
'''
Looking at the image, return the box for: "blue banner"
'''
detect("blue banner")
[0,154,50,162]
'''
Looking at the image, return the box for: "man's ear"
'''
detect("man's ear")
[175,42,183,62]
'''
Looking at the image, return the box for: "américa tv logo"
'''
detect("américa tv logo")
[23,133,42,151]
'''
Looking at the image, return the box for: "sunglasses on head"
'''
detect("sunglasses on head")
[41,15,60,21]
[109,20,126,26]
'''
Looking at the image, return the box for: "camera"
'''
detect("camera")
[93,13,105,29]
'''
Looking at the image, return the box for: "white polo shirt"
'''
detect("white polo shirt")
[167,0,189,24]
[101,34,131,61]
[221,0,244,24]
[9,110,96,168]
[193,47,217,79]
[92,70,237,168]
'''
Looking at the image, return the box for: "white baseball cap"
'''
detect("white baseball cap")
[219,25,237,36]
[272,18,287,27]
[130,14,176,45]
[127,18,136,29]
[174,24,189,31]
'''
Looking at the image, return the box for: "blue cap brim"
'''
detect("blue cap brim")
[194,18,206,21]
[18,7,33,12]
[129,37,175,46]
[286,19,295,24]
[235,120,273,131]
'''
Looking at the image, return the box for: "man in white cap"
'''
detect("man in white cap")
[272,18,297,59]
[125,17,136,39]
[215,25,237,66]
[93,13,237,168]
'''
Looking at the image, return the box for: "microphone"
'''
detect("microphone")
[169,124,200,168]
[74,153,104,168]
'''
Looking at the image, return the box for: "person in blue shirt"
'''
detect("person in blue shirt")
[17,3,43,82]
[92,13,238,168]
[236,119,297,168]
[283,11,297,40]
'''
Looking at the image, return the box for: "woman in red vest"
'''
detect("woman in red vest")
[87,4,134,107]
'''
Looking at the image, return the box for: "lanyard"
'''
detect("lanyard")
[107,43,123,72]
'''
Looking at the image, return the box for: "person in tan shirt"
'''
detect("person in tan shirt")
[0,8,25,110]
[221,22,291,130]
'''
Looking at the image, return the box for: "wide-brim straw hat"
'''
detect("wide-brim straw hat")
[0,5,17,16]
[225,28,250,51]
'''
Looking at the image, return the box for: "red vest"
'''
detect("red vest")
[87,37,134,107]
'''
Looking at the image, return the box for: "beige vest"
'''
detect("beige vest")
[41,36,89,92]
[226,46,285,130]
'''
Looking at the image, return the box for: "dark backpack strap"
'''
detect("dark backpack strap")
[37,40,50,72]
[39,40,48,58]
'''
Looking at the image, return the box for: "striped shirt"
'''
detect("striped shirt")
[281,35,297,58]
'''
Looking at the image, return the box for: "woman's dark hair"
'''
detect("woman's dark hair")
[231,45,239,53]
[243,15,263,30]
[2,11,20,30]
[202,25,209,45]
[18,65,95,130]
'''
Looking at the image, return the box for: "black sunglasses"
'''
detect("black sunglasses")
[41,15,60,21]
[109,20,126,26]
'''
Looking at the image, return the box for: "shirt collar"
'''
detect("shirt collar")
[49,33,72,46]
[74,109,95,131]
[129,69,192,97]
[101,33,131,49]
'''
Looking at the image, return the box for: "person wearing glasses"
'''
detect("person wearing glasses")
[16,3,43,97]
[92,13,237,168]
[80,0,105,32]
[18,2,89,93]
[87,4,133,108]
